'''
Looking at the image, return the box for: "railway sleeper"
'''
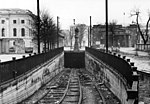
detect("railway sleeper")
[69,85,79,88]
[67,91,80,95]
[69,88,80,91]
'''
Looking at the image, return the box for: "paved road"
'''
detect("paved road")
[119,47,149,56]
[119,47,150,73]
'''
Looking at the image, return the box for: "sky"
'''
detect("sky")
[0,0,150,29]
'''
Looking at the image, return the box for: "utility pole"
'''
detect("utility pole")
[88,27,90,47]
[105,0,108,52]
[37,0,40,53]
[57,16,59,48]
[90,16,92,47]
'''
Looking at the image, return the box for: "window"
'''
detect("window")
[13,20,17,24]
[28,20,31,25]
[1,20,5,24]
[13,28,17,36]
[21,28,25,36]
[21,20,25,24]
[2,28,5,36]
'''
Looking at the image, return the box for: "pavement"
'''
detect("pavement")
[119,47,149,57]
[118,47,150,73]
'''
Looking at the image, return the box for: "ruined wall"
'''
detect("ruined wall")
[0,52,64,104]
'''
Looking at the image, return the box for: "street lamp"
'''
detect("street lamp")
[70,19,76,49]
[132,21,138,56]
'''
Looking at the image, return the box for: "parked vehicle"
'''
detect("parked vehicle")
[9,47,15,53]
[25,47,33,53]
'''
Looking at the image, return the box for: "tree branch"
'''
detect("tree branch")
[145,17,150,42]
[136,11,147,44]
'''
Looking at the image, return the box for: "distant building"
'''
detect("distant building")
[126,24,138,47]
[0,9,36,53]
[93,24,130,47]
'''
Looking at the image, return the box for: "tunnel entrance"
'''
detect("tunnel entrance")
[64,51,85,68]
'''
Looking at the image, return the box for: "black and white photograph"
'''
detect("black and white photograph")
[0,0,150,104]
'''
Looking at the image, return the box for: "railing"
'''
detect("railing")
[0,47,63,83]
[86,47,133,87]
[136,43,150,51]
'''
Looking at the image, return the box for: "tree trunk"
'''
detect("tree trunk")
[44,39,46,52]
[48,41,50,51]
[136,12,149,45]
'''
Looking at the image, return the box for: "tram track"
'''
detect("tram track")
[36,69,71,104]
[79,69,121,104]
[36,69,82,104]
[21,68,120,104]
[79,69,105,104]
[58,69,82,104]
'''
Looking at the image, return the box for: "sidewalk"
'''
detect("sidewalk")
[0,54,29,62]
[119,47,149,57]
[118,47,150,73]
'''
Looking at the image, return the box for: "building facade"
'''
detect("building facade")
[92,24,131,48]
[0,9,36,53]
[126,24,138,47]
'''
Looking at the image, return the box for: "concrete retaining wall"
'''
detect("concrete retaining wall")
[0,52,64,104]
[85,51,138,104]
[138,71,150,103]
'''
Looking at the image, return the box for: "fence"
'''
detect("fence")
[136,44,150,51]
[86,47,133,87]
[0,47,63,83]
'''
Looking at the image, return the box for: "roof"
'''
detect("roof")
[0,8,34,16]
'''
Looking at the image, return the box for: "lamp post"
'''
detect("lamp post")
[135,25,138,56]
[132,21,138,56]
[37,0,40,53]
[70,19,75,49]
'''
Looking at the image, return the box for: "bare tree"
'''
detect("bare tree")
[131,8,150,45]
[31,9,58,52]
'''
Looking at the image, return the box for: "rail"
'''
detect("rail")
[58,69,82,104]
[136,43,150,51]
